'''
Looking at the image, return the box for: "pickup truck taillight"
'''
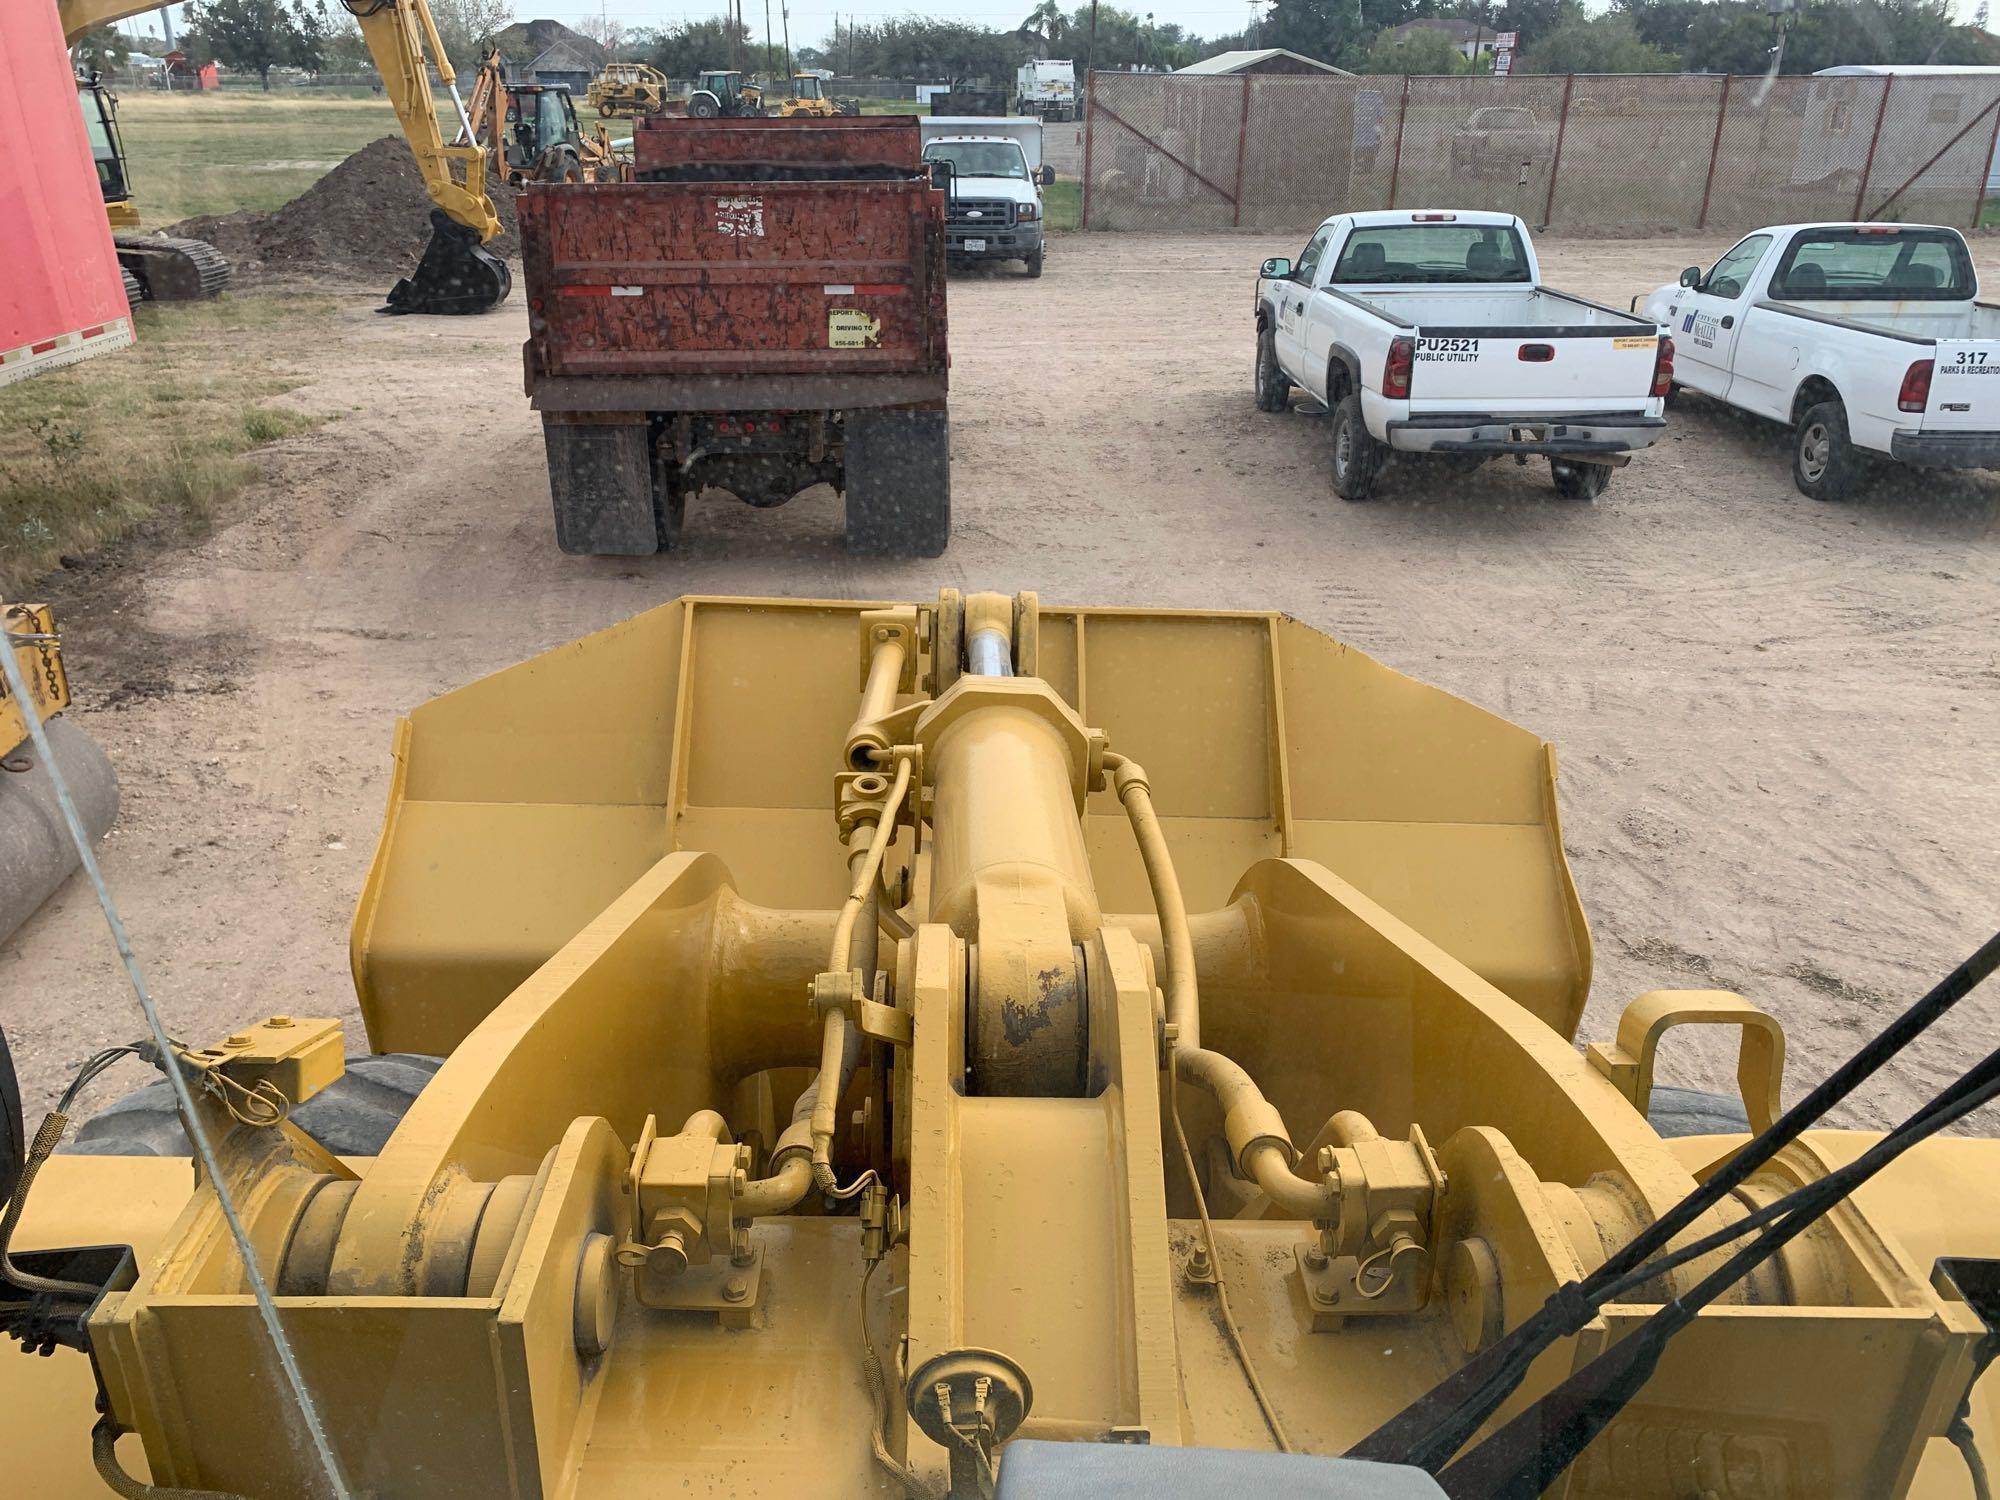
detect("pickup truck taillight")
[1384,336,1414,400]
[1898,359,1933,413]
[1651,336,1675,398]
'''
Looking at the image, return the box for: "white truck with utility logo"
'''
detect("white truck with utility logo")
[1254,210,1672,499]
[1638,222,2000,500]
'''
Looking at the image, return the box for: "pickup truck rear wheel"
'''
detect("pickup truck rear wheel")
[1793,400,1860,501]
[1254,327,1290,412]
[1329,394,1384,501]
[1550,458,1611,500]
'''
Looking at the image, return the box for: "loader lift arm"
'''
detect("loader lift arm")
[57,0,511,314]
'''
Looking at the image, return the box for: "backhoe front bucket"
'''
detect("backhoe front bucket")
[383,209,512,316]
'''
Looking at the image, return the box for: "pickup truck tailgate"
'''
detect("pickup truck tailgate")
[1919,340,2000,431]
[1412,329,1661,412]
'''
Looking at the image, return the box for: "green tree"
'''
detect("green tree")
[1517,11,1679,70]
[639,15,756,78]
[70,26,132,77]
[1363,25,1472,73]
[185,0,322,87]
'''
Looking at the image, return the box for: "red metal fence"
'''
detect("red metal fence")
[1080,70,2000,235]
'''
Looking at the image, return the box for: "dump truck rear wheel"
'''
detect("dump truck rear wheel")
[1254,327,1290,412]
[1793,400,1859,502]
[845,408,950,557]
[65,1055,443,1158]
[1551,459,1611,500]
[1329,394,1383,500]
[544,417,660,555]
[1647,1086,1752,1139]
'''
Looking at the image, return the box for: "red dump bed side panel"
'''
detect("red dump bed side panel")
[632,113,921,173]
[519,176,947,382]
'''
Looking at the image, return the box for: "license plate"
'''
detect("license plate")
[964,238,987,252]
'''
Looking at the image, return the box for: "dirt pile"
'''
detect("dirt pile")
[169,137,520,283]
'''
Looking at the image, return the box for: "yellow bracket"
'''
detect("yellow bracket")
[1587,989,1786,1134]
[1,603,71,761]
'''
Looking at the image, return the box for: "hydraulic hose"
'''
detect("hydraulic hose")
[1102,753,1200,1049]
[1103,750,1332,1221]
[813,758,913,1192]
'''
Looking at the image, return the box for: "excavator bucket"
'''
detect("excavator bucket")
[383,208,512,316]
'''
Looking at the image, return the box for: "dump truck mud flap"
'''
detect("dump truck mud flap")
[0,716,118,946]
[845,407,951,557]
[544,415,661,556]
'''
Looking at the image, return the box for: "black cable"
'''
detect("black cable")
[1346,927,2000,1472]
[1434,1061,2000,1497]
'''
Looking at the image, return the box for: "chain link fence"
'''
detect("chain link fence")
[1082,69,2000,236]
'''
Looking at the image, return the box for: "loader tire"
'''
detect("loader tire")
[687,93,721,119]
[1551,458,1611,500]
[845,408,950,557]
[1254,326,1290,412]
[1793,399,1859,502]
[1646,1086,1752,1139]
[545,416,660,555]
[1329,393,1383,500]
[65,1054,443,1159]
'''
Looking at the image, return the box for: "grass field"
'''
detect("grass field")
[114,91,414,226]
[0,296,331,593]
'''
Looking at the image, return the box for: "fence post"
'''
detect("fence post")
[1854,76,1893,220]
[1541,74,1575,228]
[1697,74,1733,230]
[1231,75,1251,227]
[1081,70,1096,229]
[1386,74,1410,210]
[1973,89,2000,229]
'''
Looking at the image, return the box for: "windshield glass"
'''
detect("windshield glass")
[1329,224,1532,284]
[1770,228,1974,300]
[535,91,571,145]
[923,142,1028,180]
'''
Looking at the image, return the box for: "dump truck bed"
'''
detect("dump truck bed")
[519,116,948,407]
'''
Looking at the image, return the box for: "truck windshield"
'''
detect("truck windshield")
[1769,228,1974,301]
[1329,224,1532,284]
[923,143,1029,180]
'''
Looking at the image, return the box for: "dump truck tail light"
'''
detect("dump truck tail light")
[1384,336,1414,399]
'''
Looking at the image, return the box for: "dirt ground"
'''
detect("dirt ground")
[5,231,1996,1132]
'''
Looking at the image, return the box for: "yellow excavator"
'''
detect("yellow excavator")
[58,0,510,314]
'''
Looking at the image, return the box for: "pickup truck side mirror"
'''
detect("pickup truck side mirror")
[1261,257,1292,279]
[1678,265,1703,289]
[1035,164,1056,187]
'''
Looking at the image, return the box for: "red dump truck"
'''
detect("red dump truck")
[518,115,951,556]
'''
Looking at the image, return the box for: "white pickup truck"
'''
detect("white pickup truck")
[1254,210,1671,500]
[1638,222,2000,500]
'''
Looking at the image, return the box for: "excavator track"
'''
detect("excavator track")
[113,234,232,302]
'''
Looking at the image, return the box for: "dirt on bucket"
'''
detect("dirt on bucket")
[168,136,521,283]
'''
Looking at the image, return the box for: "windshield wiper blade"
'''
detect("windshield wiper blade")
[1346,928,2000,1474]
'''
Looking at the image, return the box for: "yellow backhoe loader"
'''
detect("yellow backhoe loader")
[4,589,1999,1498]
[58,0,509,314]
[463,46,622,187]
[770,73,860,117]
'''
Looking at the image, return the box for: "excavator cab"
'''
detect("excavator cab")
[76,80,135,227]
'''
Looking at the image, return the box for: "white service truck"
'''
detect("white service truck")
[920,118,1056,277]
[1016,59,1077,121]
[1638,221,2000,500]
[1254,210,1672,500]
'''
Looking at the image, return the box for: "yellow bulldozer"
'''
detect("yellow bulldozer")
[585,61,669,119]
[4,589,1999,1498]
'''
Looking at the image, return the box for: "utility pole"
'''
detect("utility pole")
[159,3,176,49]
[782,0,792,78]
[764,0,775,80]
[1085,0,1099,96]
